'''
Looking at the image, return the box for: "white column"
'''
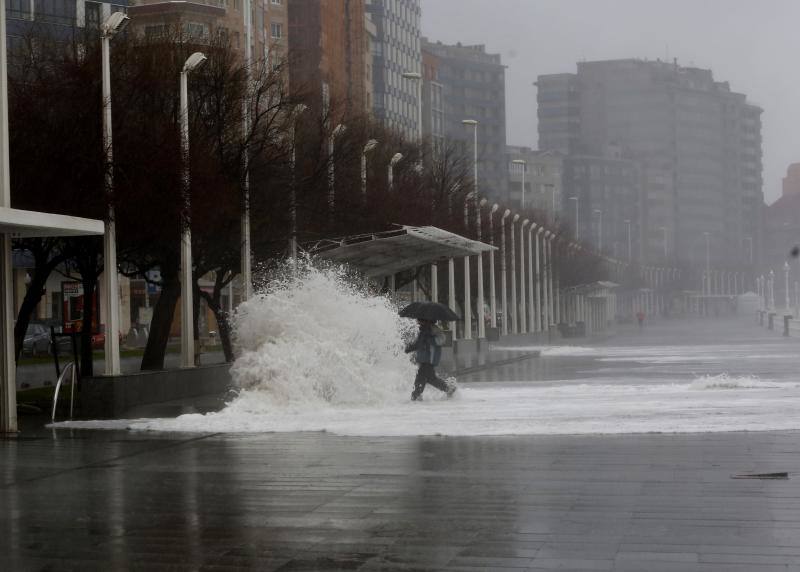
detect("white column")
[519,220,528,334]
[464,256,472,339]
[448,258,456,339]
[501,212,510,335]
[542,232,550,330]
[510,215,519,334]
[535,229,543,332]
[431,264,438,303]
[547,235,555,328]
[527,225,535,333]
[0,0,16,432]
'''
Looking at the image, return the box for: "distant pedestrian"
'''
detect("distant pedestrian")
[405,319,456,401]
[636,310,645,330]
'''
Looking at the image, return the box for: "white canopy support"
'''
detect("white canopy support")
[0,210,103,433]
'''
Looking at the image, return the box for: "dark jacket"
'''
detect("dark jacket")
[405,324,446,366]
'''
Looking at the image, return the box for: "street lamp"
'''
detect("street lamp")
[785,261,791,310]
[489,204,499,329]
[510,213,520,334]
[476,198,488,339]
[289,103,307,261]
[501,209,511,335]
[528,223,537,332]
[462,120,479,210]
[520,219,529,333]
[703,232,711,296]
[512,159,527,209]
[179,51,207,368]
[535,227,544,332]
[402,71,423,141]
[624,218,632,261]
[388,152,403,191]
[328,123,346,223]
[100,11,129,376]
[593,208,602,253]
[361,138,378,203]
[569,196,579,240]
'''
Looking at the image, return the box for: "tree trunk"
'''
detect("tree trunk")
[199,287,234,362]
[13,240,67,362]
[14,270,49,362]
[140,272,180,371]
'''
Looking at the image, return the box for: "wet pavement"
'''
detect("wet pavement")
[6,318,800,570]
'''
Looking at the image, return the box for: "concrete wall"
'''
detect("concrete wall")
[79,364,232,419]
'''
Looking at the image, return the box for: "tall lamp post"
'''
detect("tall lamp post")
[527,223,536,332]
[569,196,579,240]
[593,208,602,253]
[535,227,544,332]
[510,214,520,334]
[501,209,511,335]
[241,0,253,302]
[624,218,632,261]
[703,232,711,296]
[489,204,499,328]
[388,152,403,191]
[520,219,529,333]
[476,198,487,339]
[100,11,129,376]
[402,71,423,141]
[512,159,527,208]
[785,261,791,311]
[289,104,307,261]
[328,123,346,224]
[361,139,378,203]
[179,51,207,368]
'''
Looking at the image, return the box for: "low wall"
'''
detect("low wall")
[79,363,233,419]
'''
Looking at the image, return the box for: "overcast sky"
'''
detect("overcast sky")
[421,0,800,202]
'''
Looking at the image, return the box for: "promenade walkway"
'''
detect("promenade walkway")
[4,318,800,571]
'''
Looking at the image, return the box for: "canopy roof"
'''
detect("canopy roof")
[309,226,495,278]
[0,207,104,238]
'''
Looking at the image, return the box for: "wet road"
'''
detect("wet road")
[6,318,800,570]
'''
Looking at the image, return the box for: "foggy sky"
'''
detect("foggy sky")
[421,0,800,202]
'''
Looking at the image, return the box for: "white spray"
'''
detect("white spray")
[227,259,417,409]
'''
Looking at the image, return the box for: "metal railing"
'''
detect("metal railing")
[51,362,77,423]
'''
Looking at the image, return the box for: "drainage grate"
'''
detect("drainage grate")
[731,472,789,480]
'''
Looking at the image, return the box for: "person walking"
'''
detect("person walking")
[405,319,456,401]
[636,310,645,330]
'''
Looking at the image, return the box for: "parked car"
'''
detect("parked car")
[22,323,72,357]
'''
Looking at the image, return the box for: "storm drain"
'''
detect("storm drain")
[731,472,789,480]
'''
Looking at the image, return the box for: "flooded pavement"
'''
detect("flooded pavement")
[5,318,800,570]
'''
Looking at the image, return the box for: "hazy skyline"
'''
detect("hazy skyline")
[421,0,800,202]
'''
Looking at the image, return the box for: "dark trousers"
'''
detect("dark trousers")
[412,363,448,399]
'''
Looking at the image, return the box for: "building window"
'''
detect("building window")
[34,0,76,25]
[271,0,282,3]
[270,23,282,39]
[84,1,100,29]
[186,22,207,39]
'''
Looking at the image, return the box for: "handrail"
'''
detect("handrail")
[51,362,76,423]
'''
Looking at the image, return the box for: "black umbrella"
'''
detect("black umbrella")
[399,301,460,322]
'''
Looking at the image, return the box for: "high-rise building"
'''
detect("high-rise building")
[423,39,508,201]
[538,59,763,268]
[365,0,421,139]
[421,46,444,153]
[505,146,562,220]
[126,0,288,68]
[288,0,367,119]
